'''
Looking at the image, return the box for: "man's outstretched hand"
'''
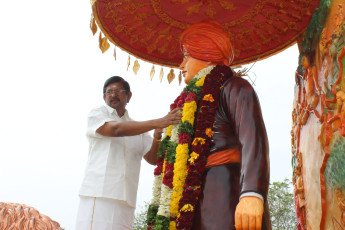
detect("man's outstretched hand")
[158,108,182,128]
[235,196,264,230]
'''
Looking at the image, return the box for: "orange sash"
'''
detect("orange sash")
[205,148,241,168]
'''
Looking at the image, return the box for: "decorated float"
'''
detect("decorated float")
[89,0,345,229]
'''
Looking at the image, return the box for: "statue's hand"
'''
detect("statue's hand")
[234,196,264,230]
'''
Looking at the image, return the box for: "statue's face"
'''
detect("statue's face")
[179,50,211,84]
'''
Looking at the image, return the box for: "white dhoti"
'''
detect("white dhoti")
[75,196,135,230]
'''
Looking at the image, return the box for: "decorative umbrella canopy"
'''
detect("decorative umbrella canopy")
[91,0,319,68]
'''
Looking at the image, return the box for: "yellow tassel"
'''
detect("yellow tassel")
[150,65,155,81]
[167,69,175,84]
[133,60,140,75]
[90,14,97,35]
[99,33,110,53]
[90,0,97,5]
[159,67,164,83]
[127,56,130,71]
[178,71,182,85]
[113,47,116,61]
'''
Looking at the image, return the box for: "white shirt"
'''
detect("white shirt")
[79,104,152,207]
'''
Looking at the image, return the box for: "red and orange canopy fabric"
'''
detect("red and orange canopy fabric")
[92,0,319,67]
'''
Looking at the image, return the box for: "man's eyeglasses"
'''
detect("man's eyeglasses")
[105,89,127,96]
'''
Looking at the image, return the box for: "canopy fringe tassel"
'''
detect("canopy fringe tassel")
[90,5,180,84]
[159,67,164,83]
[150,65,155,81]
[167,69,175,84]
[90,13,97,35]
[99,32,110,53]
[127,56,130,71]
[133,60,140,75]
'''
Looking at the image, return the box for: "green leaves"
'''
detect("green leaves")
[146,204,158,227]
[157,136,170,159]
[268,178,297,230]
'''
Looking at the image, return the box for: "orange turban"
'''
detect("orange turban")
[180,20,234,66]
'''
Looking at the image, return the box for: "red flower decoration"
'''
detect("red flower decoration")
[178,133,191,144]
[154,158,164,176]
[162,162,175,189]
[185,92,198,103]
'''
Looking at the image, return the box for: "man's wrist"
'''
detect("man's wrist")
[153,137,161,142]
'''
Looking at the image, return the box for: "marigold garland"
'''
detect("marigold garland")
[147,65,230,230]
[170,143,189,217]
[195,76,206,87]
[205,128,214,137]
[188,152,199,163]
[192,138,206,146]
[166,125,173,137]
[181,101,197,125]
[181,204,194,212]
[203,94,215,102]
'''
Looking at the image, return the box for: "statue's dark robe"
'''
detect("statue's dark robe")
[192,68,271,230]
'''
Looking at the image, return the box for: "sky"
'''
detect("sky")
[0,1,298,229]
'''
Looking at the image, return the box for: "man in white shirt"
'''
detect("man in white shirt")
[76,76,181,230]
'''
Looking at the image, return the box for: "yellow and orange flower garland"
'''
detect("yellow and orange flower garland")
[147,65,230,230]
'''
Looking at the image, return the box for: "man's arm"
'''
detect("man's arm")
[96,108,181,137]
[143,129,162,165]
